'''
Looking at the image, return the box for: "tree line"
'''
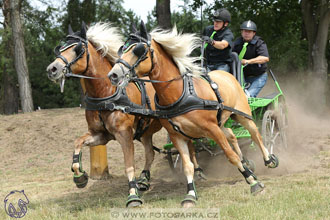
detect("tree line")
[0,0,329,114]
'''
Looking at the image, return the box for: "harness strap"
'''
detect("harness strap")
[223,106,253,120]
[201,74,224,125]
[168,119,198,140]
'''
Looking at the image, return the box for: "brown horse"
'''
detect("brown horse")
[46,22,166,207]
[108,22,279,207]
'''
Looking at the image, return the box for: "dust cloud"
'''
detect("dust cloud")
[195,73,330,180]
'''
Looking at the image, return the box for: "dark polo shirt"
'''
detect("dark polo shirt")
[203,25,233,65]
[233,35,269,77]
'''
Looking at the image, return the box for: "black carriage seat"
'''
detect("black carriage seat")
[230,52,244,86]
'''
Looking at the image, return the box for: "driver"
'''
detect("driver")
[202,8,233,73]
[233,20,270,97]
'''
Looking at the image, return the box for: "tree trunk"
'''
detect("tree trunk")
[3,67,19,114]
[156,0,171,29]
[301,0,330,78]
[10,0,34,112]
[311,4,330,80]
[301,0,330,109]
[1,0,19,114]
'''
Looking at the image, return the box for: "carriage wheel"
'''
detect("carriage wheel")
[261,110,282,154]
[276,103,288,149]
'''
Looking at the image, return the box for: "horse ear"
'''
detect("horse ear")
[140,20,148,40]
[131,23,137,33]
[68,24,74,35]
[80,21,87,39]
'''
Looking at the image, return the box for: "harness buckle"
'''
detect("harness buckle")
[211,82,218,90]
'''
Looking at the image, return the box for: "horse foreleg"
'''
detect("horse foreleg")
[171,136,197,207]
[222,127,243,160]
[115,129,143,207]
[72,132,108,188]
[222,127,256,172]
[188,140,206,180]
[207,124,264,194]
[236,116,279,168]
[138,134,155,191]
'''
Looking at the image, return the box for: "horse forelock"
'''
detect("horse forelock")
[86,22,123,65]
[150,26,202,76]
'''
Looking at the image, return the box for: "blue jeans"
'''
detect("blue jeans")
[245,72,268,97]
[207,63,230,73]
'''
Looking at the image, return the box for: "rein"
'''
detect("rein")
[131,74,184,84]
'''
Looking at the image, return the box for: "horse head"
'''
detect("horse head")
[108,21,153,87]
[46,22,89,92]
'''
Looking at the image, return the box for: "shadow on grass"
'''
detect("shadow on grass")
[31,171,243,212]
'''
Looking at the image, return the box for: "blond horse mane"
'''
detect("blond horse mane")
[150,26,202,76]
[86,22,123,65]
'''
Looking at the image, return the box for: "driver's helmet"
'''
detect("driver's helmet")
[240,20,257,32]
[213,8,231,23]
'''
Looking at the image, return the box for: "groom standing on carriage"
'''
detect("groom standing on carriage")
[202,8,234,73]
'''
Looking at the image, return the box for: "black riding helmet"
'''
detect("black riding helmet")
[240,20,257,32]
[213,8,231,23]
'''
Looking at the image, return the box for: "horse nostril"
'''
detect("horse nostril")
[109,72,119,85]
[112,73,118,80]
[51,66,57,73]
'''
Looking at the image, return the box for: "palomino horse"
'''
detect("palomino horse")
[46,22,204,207]
[108,22,279,207]
[46,22,165,207]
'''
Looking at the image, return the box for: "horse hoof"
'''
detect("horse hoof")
[127,201,143,208]
[73,172,89,188]
[265,154,279,168]
[250,182,264,195]
[195,171,207,181]
[181,195,197,208]
[137,179,150,191]
[182,201,195,208]
[126,195,143,208]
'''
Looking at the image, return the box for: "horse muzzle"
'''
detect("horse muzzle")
[46,62,66,82]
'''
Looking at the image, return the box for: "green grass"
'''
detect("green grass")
[1,170,329,220]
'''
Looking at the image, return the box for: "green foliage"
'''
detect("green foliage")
[203,0,308,72]
[0,0,325,111]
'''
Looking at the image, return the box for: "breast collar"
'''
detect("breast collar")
[154,74,221,118]
[84,81,156,117]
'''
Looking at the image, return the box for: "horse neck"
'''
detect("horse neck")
[83,42,117,98]
[150,43,184,106]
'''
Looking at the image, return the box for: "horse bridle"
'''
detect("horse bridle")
[54,35,106,80]
[115,34,185,84]
[115,33,155,81]
[54,35,89,77]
